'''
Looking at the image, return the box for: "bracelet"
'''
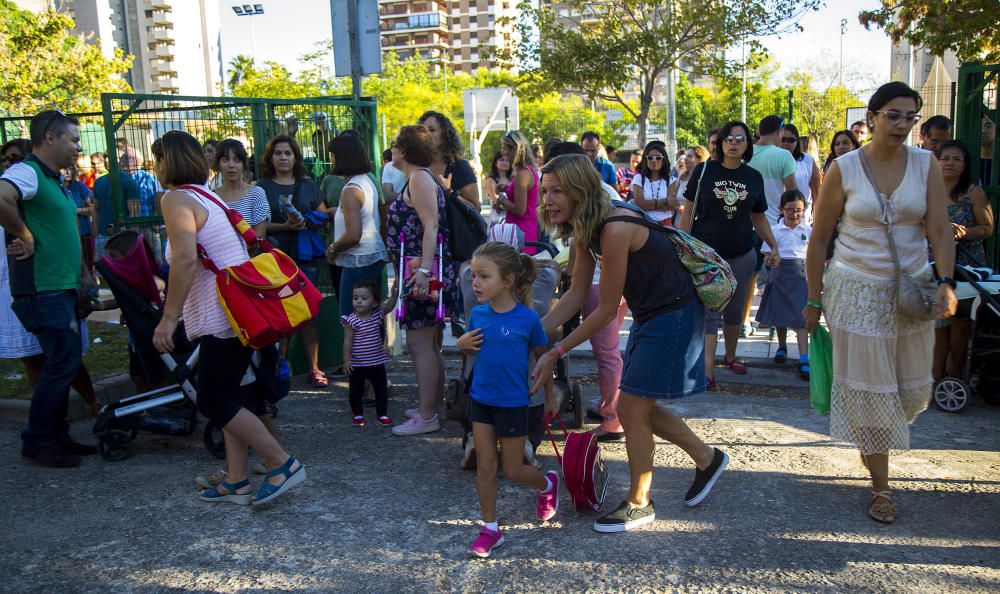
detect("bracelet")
[938,276,956,289]
[554,341,568,358]
[806,300,823,309]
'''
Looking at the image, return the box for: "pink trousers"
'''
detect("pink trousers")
[584,285,628,432]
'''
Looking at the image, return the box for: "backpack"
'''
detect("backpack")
[546,416,609,512]
[604,200,736,312]
[180,185,323,349]
[400,168,487,263]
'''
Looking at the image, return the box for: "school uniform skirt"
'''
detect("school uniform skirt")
[755,258,807,328]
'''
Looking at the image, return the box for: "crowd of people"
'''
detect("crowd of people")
[0,80,994,556]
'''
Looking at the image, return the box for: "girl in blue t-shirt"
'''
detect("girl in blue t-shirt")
[456,241,559,559]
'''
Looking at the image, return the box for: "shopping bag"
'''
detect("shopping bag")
[809,324,833,414]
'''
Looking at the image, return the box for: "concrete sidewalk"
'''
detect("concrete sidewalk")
[0,352,997,593]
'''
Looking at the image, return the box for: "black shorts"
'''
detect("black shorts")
[469,399,529,438]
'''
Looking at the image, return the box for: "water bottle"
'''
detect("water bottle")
[280,195,303,223]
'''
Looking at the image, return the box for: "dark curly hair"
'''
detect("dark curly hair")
[260,134,307,180]
[418,110,465,163]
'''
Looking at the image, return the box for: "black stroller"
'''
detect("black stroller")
[92,232,201,461]
[92,232,287,460]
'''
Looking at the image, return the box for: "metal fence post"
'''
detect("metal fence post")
[101,93,123,229]
[787,90,794,124]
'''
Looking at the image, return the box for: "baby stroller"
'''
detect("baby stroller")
[932,256,1000,412]
[92,232,285,460]
[92,232,201,461]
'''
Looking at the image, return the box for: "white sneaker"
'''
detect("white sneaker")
[460,435,477,470]
[405,405,446,419]
[391,413,441,436]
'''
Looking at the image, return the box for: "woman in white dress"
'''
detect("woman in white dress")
[805,82,957,524]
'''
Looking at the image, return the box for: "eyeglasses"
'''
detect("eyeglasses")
[646,155,664,162]
[39,109,68,138]
[938,155,965,163]
[723,135,747,144]
[782,208,805,214]
[875,111,921,127]
[781,136,798,143]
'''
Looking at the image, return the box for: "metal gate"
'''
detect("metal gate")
[955,63,999,267]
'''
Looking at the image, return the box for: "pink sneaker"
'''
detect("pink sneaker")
[467,527,504,558]
[377,415,393,426]
[352,415,364,427]
[537,470,560,521]
[391,413,440,436]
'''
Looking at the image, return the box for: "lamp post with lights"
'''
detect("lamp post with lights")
[232,3,265,63]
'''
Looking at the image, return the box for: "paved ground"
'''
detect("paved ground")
[1,353,998,593]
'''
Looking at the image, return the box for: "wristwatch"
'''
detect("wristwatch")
[417,267,432,276]
[938,276,957,289]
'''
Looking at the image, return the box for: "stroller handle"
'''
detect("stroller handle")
[524,241,559,258]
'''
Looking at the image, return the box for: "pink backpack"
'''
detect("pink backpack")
[546,416,609,512]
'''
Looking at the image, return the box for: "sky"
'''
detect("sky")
[217,0,893,92]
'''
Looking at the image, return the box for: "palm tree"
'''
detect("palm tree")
[227,55,255,92]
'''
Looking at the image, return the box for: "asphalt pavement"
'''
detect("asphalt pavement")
[0,352,998,593]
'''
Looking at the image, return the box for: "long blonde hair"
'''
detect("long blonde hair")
[501,130,533,170]
[472,241,537,308]
[538,154,610,249]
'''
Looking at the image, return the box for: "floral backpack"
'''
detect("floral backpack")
[604,200,736,312]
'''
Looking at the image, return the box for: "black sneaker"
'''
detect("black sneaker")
[328,367,347,378]
[61,440,98,456]
[685,448,729,507]
[22,444,81,468]
[592,500,655,533]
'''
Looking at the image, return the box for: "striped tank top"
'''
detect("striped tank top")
[165,185,249,340]
[340,307,389,366]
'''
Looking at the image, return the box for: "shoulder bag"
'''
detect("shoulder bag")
[855,151,937,320]
[181,185,323,348]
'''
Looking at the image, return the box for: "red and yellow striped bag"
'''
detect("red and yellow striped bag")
[182,185,322,349]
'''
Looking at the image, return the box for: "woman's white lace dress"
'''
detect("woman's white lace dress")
[825,146,935,454]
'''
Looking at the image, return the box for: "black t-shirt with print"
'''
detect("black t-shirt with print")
[684,161,767,258]
[445,159,477,196]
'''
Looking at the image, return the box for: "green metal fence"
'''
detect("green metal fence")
[955,63,999,268]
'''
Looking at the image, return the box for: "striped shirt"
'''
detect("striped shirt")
[225,185,271,227]
[341,308,389,367]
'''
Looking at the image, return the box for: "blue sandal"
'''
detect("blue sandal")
[252,456,306,506]
[200,479,252,505]
[773,347,787,364]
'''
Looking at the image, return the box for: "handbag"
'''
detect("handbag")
[809,323,833,414]
[399,169,487,263]
[856,151,937,320]
[180,185,323,349]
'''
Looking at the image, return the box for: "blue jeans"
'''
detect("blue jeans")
[11,290,82,448]
[338,260,386,318]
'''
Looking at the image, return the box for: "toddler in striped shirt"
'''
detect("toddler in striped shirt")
[341,279,398,427]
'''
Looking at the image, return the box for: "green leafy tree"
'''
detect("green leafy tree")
[784,68,865,151]
[0,0,132,115]
[860,0,999,63]
[226,54,256,92]
[506,0,822,146]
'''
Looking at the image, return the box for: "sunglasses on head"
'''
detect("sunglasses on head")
[40,109,68,138]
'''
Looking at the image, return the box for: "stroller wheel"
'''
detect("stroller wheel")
[934,378,971,413]
[203,421,227,459]
[570,381,585,429]
[98,430,133,462]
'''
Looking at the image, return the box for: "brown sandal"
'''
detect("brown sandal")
[869,490,896,523]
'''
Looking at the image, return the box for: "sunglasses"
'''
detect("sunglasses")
[875,111,921,127]
[646,155,664,162]
[781,136,798,143]
[782,208,805,214]
[723,135,747,144]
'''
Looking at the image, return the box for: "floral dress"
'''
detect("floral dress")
[386,170,459,329]
[948,187,987,267]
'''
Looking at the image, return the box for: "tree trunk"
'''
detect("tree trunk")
[637,93,653,148]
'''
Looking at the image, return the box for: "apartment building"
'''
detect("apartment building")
[379,0,519,74]
[48,0,223,96]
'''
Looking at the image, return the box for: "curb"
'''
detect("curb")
[0,374,135,427]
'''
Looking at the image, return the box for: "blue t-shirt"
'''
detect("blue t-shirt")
[93,173,140,230]
[468,302,548,407]
[594,157,618,186]
[66,180,93,237]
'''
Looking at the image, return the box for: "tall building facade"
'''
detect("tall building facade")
[61,0,223,96]
[378,0,519,74]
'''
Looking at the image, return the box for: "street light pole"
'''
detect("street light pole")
[839,18,847,88]
[232,4,265,63]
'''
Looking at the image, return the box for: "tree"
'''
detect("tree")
[784,68,865,151]
[226,54,256,93]
[860,0,999,63]
[507,0,822,146]
[0,0,132,115]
